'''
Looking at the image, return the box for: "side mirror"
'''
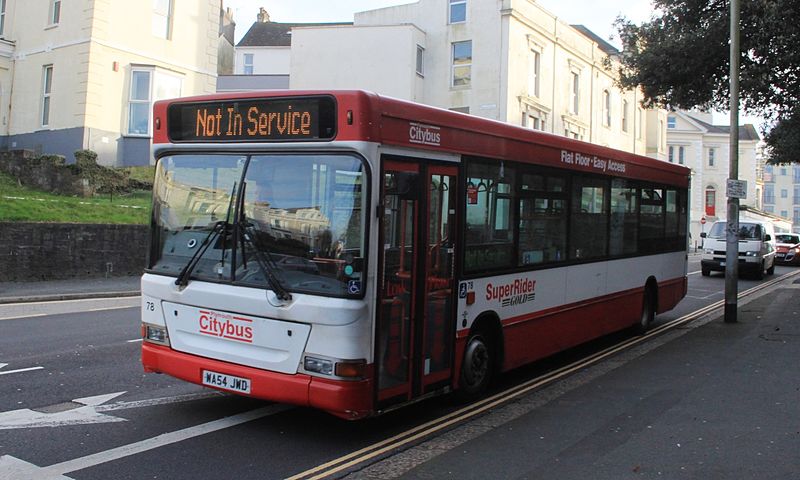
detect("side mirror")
[765,234,772,241]
[700,232,707,238]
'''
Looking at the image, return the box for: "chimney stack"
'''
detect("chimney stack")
[257,7,270,23]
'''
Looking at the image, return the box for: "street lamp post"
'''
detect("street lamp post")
[725,0,740,323]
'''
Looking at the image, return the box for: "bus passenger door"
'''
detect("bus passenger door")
[377,160,458,406]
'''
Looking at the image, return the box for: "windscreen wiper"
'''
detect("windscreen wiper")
[237,181,292,301]
[174,182,237,288]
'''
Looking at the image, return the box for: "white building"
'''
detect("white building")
[0,0,221,166]
[665,110,762,245]
[231,0,668,158]
[762,161,800,233]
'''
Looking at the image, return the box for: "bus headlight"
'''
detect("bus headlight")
[143,323,170,346]
[304,356,333,376]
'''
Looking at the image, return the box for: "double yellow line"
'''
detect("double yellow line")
[289,270,800,480]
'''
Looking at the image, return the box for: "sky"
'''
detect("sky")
[222,0,763,129]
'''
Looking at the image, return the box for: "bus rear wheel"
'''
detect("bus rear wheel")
[635,286,656,335]
[456,332,493,400]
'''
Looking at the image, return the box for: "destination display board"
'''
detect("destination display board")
[167,96,337,142]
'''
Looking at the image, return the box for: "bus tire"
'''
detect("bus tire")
[635,284,656,335]
[456,331,493,401]
[701,267,710,277]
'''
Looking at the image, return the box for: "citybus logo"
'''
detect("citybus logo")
[486,278,536,307]
[198,310,254,343]
[409,122,441,146]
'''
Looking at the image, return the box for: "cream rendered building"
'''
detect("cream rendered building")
[0,0,219,166]
[665,111,762,246]
[287,0,667,159]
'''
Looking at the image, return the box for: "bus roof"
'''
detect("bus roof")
[153,90,690,187]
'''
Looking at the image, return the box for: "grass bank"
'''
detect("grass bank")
[0,171,152,224]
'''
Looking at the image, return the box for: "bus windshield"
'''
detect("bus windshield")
[149,153,367,298]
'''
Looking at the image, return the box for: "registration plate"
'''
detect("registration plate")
[202,370,251,394]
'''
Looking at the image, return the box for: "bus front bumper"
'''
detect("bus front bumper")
[142,342,373,420]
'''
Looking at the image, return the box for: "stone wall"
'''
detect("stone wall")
[0,150,91,196]
[0,222,148,282]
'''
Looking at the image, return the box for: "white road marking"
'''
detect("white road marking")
[87,306,137,312]
[95,391,224,412]
[0,366,44,376]
[0,392,126,430]
[0,313,46,321]
[0,404,287,479]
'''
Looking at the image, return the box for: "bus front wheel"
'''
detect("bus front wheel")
[456,332,493,400]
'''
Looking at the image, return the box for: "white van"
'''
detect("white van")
[700,220,776,279]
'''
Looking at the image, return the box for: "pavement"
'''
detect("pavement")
[0,275,141,304]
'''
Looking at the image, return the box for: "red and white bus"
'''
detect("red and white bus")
[141,90,689,419]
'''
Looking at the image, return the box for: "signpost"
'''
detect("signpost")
[725,0,741,324]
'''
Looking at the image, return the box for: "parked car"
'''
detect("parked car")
[700,220,776,279]
[774,233,800,266]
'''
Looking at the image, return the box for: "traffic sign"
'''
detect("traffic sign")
[727,179,747,199]
[700,217,706,225]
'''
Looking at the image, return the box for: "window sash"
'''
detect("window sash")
[41,65,53,127]
[49,0,61,25]
[451,41,472,87]
[449,0,466,23]
[153,0,172,39]
[528,50,540,97]
[571,73,580,114]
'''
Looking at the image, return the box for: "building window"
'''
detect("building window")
[705,187,716,217]
[781,210,788,218]
[451,40,472,87]
[708,147,715,166]
[781,188,788,199]
[622,100,629,132]
[528,49,540,97]
[570,72,580,115]
[48,0,61,25]
[41,65,53,127]
[416,45,424,76]
[668,146,674,163]
[522,110,546,131]
[0,0,6,37]
[637,108,644,139]
[678,146,685,165]
[780,167,787,176]
[243,53,254,75]
[603,90,611,127]
[793,186,800,204]
[128,68,182,136]
[667,116,676,129]
[153,0,172,39]
[764,184,775,204]
[449,0,466,23]
[793,166,800,183]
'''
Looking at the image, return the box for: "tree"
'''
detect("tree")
[612,0,800,163]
